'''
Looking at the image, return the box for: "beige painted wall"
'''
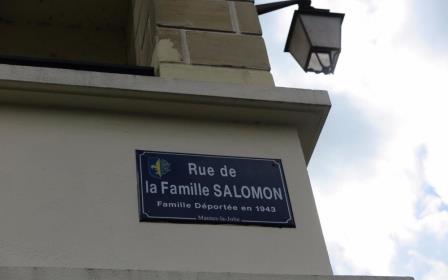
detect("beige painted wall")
[0,104,331,275]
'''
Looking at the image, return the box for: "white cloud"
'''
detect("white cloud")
[423,137,448,204]
[312,137,421,275]
[419,210,448,240]
[409,252,448,280]
[423,261,448,280]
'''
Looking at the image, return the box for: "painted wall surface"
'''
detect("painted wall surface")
[0,105,332,275]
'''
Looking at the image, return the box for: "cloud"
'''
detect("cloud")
[311,140,422,275]
[417,197,448,241]
[423,261,448,280]
[309,94,384,187]
[408,252,448,280]
[405,0,448,54]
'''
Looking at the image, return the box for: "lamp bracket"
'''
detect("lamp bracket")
[256,0,312,15]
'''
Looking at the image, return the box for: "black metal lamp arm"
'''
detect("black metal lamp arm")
[256,0,312,15]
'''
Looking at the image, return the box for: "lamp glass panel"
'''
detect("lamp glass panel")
[317,52,331,67]
[300,14,342,48]
[307,53,323,72]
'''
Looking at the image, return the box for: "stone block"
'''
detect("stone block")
[154,0,233,32]
[186,31,270,70]
[235,1,261,35]
[159,63,274,85]
[154,28,183,63]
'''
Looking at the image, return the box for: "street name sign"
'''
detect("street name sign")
[136,150,295,227]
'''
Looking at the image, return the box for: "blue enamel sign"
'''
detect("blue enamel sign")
[136,150,295,227]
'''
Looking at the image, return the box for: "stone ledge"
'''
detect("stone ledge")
[158,63,274,86]
[0,63,329,163]
[0,267,414,280]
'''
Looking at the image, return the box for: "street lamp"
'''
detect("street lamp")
[257,0,344,74]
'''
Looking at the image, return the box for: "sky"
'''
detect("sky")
[256,0,448,279]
